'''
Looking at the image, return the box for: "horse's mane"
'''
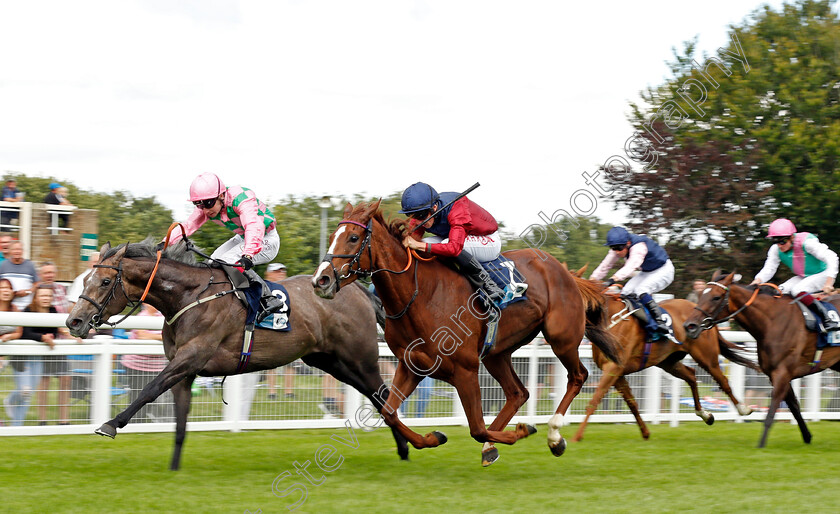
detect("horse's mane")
[347,202,413,241]
[101,237,199,267]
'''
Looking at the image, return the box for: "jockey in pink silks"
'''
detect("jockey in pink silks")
[750,218,839,331]
[168,172,284,317]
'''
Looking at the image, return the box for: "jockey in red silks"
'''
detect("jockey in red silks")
[400,182,506,302]
[750,218,839,331]
[168,172,285,317]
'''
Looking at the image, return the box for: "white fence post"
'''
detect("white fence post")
[526,344,539,417]
[648,367,662,425]
[669,372,681,427]
[91,340,113,426]
[806,373,821,421]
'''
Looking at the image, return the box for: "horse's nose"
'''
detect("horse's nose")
[66,317,87,338]
[313,274,335,298]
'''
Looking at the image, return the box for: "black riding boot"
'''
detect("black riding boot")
[453,251,504,302]
[244,269,285,319]
[810,300,840,332]
[641,294,670,333]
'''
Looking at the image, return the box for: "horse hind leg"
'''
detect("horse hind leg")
[572,361,622,442]
[169,375,195,471]
[699,353,752,416]
[613,376,650,440]
[303,353,410,461]
[660,359,714,425]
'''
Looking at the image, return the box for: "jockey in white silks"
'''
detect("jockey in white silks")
[750,218,839,331]
[590,226,675,334]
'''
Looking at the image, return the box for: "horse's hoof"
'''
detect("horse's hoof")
[642,433,650,440]
[430,431,448,446]
[705,413,715,426]
[516,423,537,437]
[481,447,499,467]
[548,436,567,457]
[804,433,812,444]
[95,423,117,439]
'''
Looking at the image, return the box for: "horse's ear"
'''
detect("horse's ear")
[732,273,743,283]
[343,203,353,218]
[100,242,111,255]
[560,262,568,270]
[367,198,382,214]
[710,268,721,281]
[576,263,589,277]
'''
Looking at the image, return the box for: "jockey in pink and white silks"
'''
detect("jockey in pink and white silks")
[750,218,839,331]
[590,226,675,334]
[169,172,285,317]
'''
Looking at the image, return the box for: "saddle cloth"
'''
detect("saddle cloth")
[244,280,291,332]
[480,255,527,308]
[621,297,675,342]
[792,299,840,348]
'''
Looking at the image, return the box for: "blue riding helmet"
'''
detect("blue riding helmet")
[399,182,440,214]
[605,226,631,246]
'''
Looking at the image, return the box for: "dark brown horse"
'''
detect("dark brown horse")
[684,272,840,447]
[312,201,621,466]
[66,240,409,470]
[573,290,758,442]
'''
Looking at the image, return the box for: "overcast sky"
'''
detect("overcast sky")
[0,0,786,236]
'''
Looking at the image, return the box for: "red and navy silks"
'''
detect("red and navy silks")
[409,194,498,258]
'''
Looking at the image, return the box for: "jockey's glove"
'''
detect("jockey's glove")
[604,278,615,287]
[236,255,254,270]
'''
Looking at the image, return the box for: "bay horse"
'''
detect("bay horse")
[312,201,621,466]
[572,288,758,442]
[66,240,409,470]
[684,271,840,447]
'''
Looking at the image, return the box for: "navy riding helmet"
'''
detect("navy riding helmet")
[399,182,440,214]
[605,226,631,246]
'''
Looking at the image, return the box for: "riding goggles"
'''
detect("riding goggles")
[193,198,217,209]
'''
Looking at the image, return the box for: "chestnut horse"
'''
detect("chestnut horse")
[684,272,840,447]
[572,290,758,442]
[66,240,409,469]
[312,201,621,466]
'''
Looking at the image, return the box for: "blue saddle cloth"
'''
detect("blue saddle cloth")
[815,301,840,348]
[480,256,527,309]
[243,280,291,331]
[625,297,675,342]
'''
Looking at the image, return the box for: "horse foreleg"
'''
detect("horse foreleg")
[169,375,195,471]
[759,373,793,448]
[480,354,531,466]
[97,344,212,438]
[783,386,811,444]
[572,362,623,442]
[703,360,752,416]
[614,376,649,440]
[378,362,446,450]
[451,368,536,449]
[661,360,713,425]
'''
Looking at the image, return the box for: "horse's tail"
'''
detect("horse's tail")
[716,331,761,371]
[573,275,622,364]
[354,281,386,329]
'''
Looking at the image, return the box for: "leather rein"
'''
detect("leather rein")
[693,281,780,330]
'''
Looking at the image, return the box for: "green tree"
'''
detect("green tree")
[604,0,838,294]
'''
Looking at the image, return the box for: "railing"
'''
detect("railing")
[1,312,840,436]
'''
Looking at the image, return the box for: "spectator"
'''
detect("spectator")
[0,278,26,425]
[67,251,100,306]
[44,183,73,228]
[39,262,71,314]
[0,234,13,263]
[264,262,288,399]
[120,304,172,422]
[686,279,706,303]
[1,179,23,230]
[21,285,69,425]
[0,241,39,310]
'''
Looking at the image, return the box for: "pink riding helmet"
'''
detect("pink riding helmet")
[189,173,226,202]
[766,218,796,238]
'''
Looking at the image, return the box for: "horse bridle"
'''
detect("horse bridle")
[77,260,145,330]
[693,280,764,330]
[319,219,419,319]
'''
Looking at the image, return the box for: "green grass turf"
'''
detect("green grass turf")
[2,421,840,513]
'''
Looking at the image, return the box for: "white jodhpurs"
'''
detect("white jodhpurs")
[211,228,280,265]
[780,271,833,296]
[622,259,675,296]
